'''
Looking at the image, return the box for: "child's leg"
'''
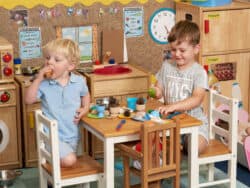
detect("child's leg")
[61,153,77,167]
[182,134,208,155]
[198,135,208,155]
[59,140,78,167]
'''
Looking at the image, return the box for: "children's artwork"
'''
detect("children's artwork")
[10,9,28,26]
[123,7,143,38]
[19,27,42,59]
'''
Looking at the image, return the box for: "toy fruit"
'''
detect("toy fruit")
[148,88,156,98]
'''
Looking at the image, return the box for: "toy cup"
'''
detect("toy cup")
[96,105,105,118]
[127,97,137,111]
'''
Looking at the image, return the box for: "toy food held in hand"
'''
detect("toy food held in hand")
[148,88,156,98]
[44,69,53,79]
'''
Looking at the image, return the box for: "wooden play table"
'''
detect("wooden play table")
[81,99,202,188]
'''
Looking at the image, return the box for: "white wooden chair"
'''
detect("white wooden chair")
[35,110,104,188]
[197,90,238,187]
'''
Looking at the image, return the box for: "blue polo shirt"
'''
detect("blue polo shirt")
[37,73,88,143]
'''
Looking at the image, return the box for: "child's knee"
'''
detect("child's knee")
[60,153,77,167]
[198,135,208,155]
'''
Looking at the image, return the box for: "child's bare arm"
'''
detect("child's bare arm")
[159,87,206,115]
[25,66,51,104]
[74,93,90,124]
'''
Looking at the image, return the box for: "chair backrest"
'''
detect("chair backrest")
[208,90,238,152]
[35,110,61,182]
[141,120,180,182]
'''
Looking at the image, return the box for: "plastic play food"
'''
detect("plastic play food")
[208,69,218,87]
[148,88,156,98]
[44,69,53,79]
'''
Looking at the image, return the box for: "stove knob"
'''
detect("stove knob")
[2,53,12,63]
[0,92,10,103]
[3,67,12,76]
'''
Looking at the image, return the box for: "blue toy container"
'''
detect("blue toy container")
[192,0,232,7]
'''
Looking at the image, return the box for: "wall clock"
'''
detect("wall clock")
[148,8,175,44]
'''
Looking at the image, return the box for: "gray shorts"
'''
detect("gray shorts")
[198,117,209,143]
[181,120,209,145]
[59,140,78,158]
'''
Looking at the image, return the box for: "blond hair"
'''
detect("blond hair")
[43,38,80,66]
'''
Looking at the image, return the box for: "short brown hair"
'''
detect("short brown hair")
[167,20,200,46]
[43,38,80,66]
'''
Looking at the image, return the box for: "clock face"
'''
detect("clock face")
[148,8,175,44]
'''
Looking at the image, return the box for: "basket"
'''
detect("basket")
[192,0,232,7]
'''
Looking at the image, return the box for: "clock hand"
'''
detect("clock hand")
[164,25,170,34]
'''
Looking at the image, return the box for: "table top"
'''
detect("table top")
[82,99,202,138]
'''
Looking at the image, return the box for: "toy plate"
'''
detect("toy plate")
[118,114,133,119]
[131,116,146,122]
[87,113,102,119]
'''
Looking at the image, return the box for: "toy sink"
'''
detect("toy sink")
[93,65,132,75]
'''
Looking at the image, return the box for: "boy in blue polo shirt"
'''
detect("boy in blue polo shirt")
[25,38,90,167]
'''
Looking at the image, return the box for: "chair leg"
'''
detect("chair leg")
[53,182,61,188]
[39,170,47,188]
[208,163,214,182]
[98,174,105,188]
[123,156,130,188]
[228,158,237,188]
[173,172,180,188]
[82,183,90,188]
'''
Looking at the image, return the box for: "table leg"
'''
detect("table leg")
[188,128,199,188]
[104,138,114,188]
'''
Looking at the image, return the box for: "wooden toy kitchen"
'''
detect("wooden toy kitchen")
[0,0,249,177]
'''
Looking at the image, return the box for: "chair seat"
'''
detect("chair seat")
[42,155,103,179]
[199,139,231,158]
[116,141,143,159]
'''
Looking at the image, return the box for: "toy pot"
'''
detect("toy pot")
[110,106,120,115]
[136,104,146,112]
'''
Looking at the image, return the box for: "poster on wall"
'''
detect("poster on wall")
[19,27,42,59]
[123,7,143,38]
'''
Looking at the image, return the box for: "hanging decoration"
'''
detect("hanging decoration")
[0,0,165,10]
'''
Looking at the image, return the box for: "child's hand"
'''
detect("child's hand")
[73,108,86,125]
[36,65,52,81]
[158,104,176,116]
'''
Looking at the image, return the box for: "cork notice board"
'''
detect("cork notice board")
[102,29,123,63]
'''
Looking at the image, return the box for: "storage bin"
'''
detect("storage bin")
[192,0,232,7]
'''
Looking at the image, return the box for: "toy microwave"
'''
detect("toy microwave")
[0,37,14,83]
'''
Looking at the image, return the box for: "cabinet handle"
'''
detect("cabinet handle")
[204,20,209,34]
[28,112,35,129]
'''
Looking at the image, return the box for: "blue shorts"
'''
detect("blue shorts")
[59,140,78,158]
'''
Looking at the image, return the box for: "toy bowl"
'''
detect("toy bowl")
[0,170,22,187]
